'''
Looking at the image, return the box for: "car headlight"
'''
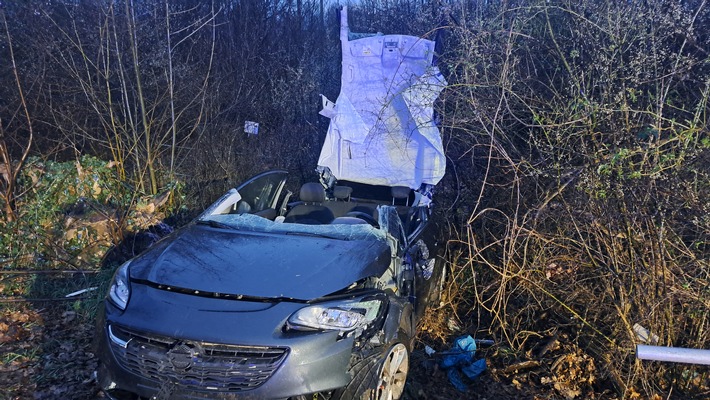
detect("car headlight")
[108,261,131,310]
[287,294,387,333]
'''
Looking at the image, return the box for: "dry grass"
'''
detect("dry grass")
[432,1,710,398]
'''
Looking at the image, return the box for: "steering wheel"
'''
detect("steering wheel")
[344,211,378,227]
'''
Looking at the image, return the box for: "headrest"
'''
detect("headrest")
[391,186,411,199]
[333,186,353,200]
[300,182,326,203]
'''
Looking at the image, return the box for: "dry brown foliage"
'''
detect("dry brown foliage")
[433,0,710,398]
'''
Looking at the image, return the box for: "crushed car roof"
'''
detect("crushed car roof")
[317,7,447,190]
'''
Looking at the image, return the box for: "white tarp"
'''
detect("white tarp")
[317,7,447,189]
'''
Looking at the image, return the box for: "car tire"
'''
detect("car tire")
[332,333,411,400]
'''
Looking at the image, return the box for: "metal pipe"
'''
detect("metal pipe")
[637,345,710,365]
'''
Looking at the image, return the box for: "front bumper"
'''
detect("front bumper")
[95,288,357,399]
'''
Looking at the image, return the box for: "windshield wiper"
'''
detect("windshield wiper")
[196,219,237,230]
[283,230,326,238]
[135,279,309,303]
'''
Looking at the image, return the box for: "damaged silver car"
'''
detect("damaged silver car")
[95,7,447,400]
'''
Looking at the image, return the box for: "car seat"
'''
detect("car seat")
[284,183,335,224]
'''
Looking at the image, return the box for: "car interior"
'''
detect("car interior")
[230,181,427,240]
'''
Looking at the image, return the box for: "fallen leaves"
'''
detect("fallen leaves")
[540,347,597,399]
[484,332,606,400]
[0,306,43,398]
[0,308,41,344]
[0,304,99,399]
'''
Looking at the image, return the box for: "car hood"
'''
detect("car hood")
[128,224,391,300]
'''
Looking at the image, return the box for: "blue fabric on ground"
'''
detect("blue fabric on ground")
[446,369,468,392]
[440,335,476,368]
[462,358,487,379]
[439,335,487,392]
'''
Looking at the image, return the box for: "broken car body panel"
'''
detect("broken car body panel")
[318,7,447,190]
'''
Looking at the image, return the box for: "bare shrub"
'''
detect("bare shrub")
[439,0,710,397]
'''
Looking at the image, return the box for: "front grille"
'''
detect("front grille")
[108,324,289,392]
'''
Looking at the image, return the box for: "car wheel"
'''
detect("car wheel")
[374,342,409,400]
[332,334,411,400]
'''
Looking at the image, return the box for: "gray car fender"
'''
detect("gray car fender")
[382,297,415,348]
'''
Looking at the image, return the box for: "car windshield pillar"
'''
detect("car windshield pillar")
[198,170,288,219]
[199,189,242,217]
[378,205,407,250]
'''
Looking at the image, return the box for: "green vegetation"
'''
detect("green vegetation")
[0,157,125,298]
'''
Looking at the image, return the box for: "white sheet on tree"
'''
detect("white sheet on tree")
[317,7,446,189]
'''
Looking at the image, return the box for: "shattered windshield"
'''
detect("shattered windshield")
[199,213,387,242]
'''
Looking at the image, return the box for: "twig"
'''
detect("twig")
[0,270,100,275]
[0,296,91,303]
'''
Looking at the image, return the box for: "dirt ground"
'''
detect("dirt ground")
[0,303,619,400]
[1,304,99,399]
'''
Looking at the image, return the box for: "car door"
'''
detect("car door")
[233,170,288,214]
[403,206,440,318]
